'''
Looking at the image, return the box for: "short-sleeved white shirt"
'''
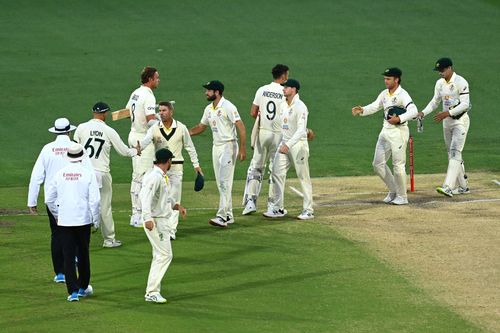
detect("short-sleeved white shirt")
[126,85,156,134]
[200,97,241,146]
[252,82,284,132]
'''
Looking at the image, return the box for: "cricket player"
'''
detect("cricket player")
[265,79,314,220]
[352,67,418,205]
[45,143,100,302]
[189,80,246,228]
[74,102,141,248]
[140,148,187,304]
[28,118,78,283]
[140,101,203,240]
[126,66,160,227]
[242,64,289,215]
[418,57,471,197]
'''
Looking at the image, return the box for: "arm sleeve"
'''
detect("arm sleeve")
[286,105,308,148]
[45,177,58,218]
[108,127,137,157]
[88,173,101,224]
[252,87,263,106]
[139,126,154,149]
[182,125,200,168]
[27,150,46,207]
[449,79,470,116]
[73,126,82,144]
[361,92,384,116]
[200,109,209,126]
[140,175,158,222]
[421,81,442,116]
[399,94,419,123]
[144,93,156,116]
[226,103,241,124]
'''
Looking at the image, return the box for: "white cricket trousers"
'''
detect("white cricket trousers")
[128,131,155,218]
[442,115,470,189]
[96,171,116,242]
[270,140,313,214]
[243,129,280,208]
[213,141,238,219]
[372,126,409,198]
[166,166,183,235]
[144,218,173,295]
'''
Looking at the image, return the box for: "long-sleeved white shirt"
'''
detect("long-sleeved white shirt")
[126,85,157,134]
[74,119,137,173]
[361,85,418,128]
[279,93,308,148]
[45,162,100,227]
[140,119,199,168]
[421,72,471,119]
[140,166,176,222]
[200,97,241,146]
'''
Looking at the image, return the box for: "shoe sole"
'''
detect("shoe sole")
[145,298,167,304]
[262,213,285,218]
[436,188,453,197]
[103,244,122,248]
[208,219,227,228]
[242,210,256,215]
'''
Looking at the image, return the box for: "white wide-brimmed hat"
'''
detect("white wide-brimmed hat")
[48,118,76,133]
[66,143,85,162]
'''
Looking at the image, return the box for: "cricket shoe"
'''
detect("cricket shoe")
[242,201,256,215]
[209,216,227,228]
[54,273,65,283]
[383,192,396,204]
[263,209,287,218]
[226,216,235,225]
[67,292,79,302]
[130,214,142,228]
[391,196,408,205]
[145,293,167,304]
[451,187,470,195]
[103,239,122,248]
[436,186,453,197]
[297,211,314,220]
[77,285,93,297]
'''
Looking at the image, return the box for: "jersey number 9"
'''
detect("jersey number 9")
[266,101,276,120]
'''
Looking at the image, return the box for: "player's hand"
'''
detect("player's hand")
[279,143,289,154]
[195,167,204,177]
[28,206,38,215]
[179,206,187,219]
[135,140,142,156]
[388,115,400,125]
[417,111,424,119]
[144,220,154,231]
[433,111,450,122]
[307,128,315,141]
[352,106,363,116]
[238,147,246,161]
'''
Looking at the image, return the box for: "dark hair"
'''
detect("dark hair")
[158,101,174,110]
[272,64,289,79]
[141,67,158,84]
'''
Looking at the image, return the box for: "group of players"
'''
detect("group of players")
[27,58,470,303]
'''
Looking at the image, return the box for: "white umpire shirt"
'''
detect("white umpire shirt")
[74,119,138,173]
[279,94,308,148]
[200,97,241,146]
[253,82,285,133]
[421,72,470,118]
[126,85,157,134]
[45,162,100,227]
[140,166,176,221]
[361,85,418,127]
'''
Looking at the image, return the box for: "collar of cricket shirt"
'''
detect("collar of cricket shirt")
[211,97,226,111]
[388,85,402,97]
[445,72,457,84]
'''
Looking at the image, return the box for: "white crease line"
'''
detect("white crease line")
[289,186,304,198]
[493,179,500,186]
[423,198,500,205]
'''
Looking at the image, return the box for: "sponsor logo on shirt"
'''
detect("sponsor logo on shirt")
[132,94,139,101]
[52,147,69,156]
[63,172,82,181]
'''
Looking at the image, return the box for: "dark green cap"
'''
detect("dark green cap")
[382,67,402,77]
[154,148,174,164]
[434,57,453,71]
[281,78,300,90]
[203,80,224,93]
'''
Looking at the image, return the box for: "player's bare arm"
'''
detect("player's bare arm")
[352,106,363,116]
[189,124,207,136]
[433,111,450,122]
[250,104,259,118]
[173,204,187,219]
[235,120,246,161]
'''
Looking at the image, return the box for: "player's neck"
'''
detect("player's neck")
[212,96,222,108]
[162,119,173,128]
[388,84,399,94]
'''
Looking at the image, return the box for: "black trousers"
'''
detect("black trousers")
[60,224,91,295]
[46,206,64,275]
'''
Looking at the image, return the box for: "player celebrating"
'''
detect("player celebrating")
[140,101,203,240]
[126,66,160,227]
[74,102,141,248]
[190,80,246,228]
[352,68,418,205]
[418,58,471,197]
[242,64,289,215]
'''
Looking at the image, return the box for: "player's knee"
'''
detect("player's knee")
[393,164,406,176]
[449,149,462,161]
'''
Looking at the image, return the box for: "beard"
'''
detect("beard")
[206,94,216,101]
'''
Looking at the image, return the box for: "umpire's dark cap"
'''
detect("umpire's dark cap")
[92,102,111,113]
[203,80,224,93]
[281,78,301,90]
[434,57,453,71]
[154,148,174,164]
[382,67,402,77]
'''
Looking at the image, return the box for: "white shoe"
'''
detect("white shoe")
[391,196,408,205]
[436,186,453,197]
[297,211,314,220]
[242,201,256,215]
[103,239,122,248]
[225,216,235,224]
[263,209,287,218]
[383,192,396,204]
[451,187,470,195]
[209,216,227,228]
[130,214,141,227]
[145,293,167,304]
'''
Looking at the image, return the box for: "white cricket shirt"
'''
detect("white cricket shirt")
[126,85,157,134]
[200,97,241,146]
[279,93,309,148]
[140,165,176,221]
[252,82,285,133]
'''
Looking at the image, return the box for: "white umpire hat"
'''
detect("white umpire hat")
[65,143,85,162]
[48,118,76,134]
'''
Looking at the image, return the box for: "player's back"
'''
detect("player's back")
[75,120,114,173]
[126,85,156,134]
[253,82,284,132]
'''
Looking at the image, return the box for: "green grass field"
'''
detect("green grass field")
[1,0,499,332]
